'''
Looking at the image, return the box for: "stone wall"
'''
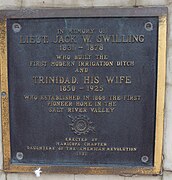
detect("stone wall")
[0,0,171,179]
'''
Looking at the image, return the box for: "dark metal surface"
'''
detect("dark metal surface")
[0,7,168,19]
[7,16,158,167]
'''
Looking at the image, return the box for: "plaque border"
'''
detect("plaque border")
[0,7,167,175]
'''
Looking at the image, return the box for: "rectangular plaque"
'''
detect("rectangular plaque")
[0,8,167,174]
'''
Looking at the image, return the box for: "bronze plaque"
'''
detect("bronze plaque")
[0,8,167,174]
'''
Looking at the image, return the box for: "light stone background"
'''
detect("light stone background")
[0,0,172,179]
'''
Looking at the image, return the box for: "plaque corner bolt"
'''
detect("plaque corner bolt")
[1,91,6,97]
[141,155,149,163]
[12,23,22,33]
[144,22,153,31]
[16,152,24,160]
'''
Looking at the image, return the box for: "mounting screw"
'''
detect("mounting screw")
[1,91,6,97]
[145,22,153,31]
[141,155,149,163]
[12,23,22,33]
[16,152,24,160]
